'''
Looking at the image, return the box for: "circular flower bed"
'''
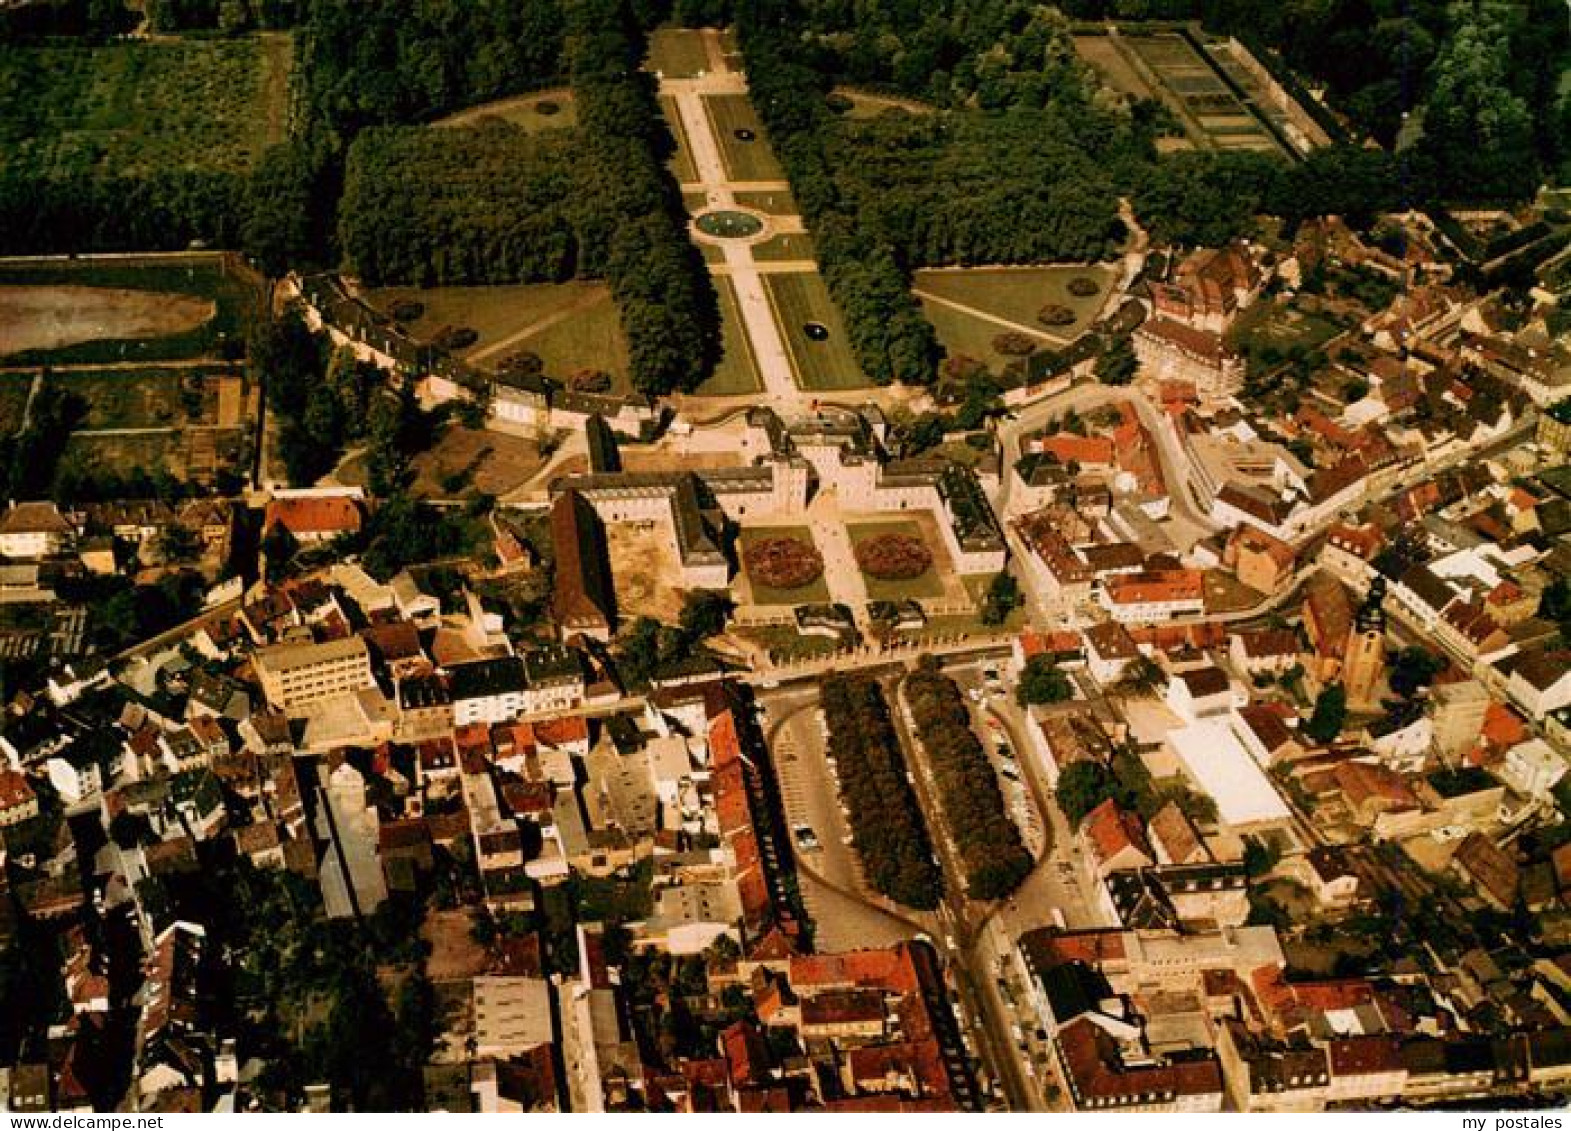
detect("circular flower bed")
[1068,275,1100,297]
[744,536,824,590]
[390,299,425,323]
[1037,303,1075,327]
[992,331,1036,356]
[432,324,478,352]
[855,532,933,580]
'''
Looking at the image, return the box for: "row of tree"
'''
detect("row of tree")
[819,672,942,909]
[903,659,1032,900]
[737,2,939,386]
[562,0,720,395]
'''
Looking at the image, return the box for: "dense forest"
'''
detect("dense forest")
[339,125,585,287]
[903,660,1033,901]
[819,673,943,910]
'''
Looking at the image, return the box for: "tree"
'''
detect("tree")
[979,572,1022,626]
[1303,682,1347,744]
[1095,335,1137,386]
[1242,834,1283,878]
[1017,654,1072,706]
[679,589,734,642]
[1388,646,1443,699]
[1055,760,1116,826]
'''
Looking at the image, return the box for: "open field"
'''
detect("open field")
[48,367,229,430]
[659,96,699,185]
[918,296,1052,372]
[0,286,213,356]
[607,521,689,622]
[738,525,831,606]
[696,277,764,396]
[732,188,798,215]
[0,36,289,179]
[915,264,1113,343]
[366,281,630,388]
[400,426,550,498]
[433,89,576,133]
[846,519,946,602]
[647,28,711,78]
[0,257,261,365]
[702,94,784,181]
[62,430,181,479]
[751,234,816,262]
[764,273,869,391]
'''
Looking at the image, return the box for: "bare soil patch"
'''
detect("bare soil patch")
[606,520,688,622]
[422,909,490,982]
[0,286,213,354]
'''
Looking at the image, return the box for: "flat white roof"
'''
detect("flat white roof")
[1167,717,1292,830]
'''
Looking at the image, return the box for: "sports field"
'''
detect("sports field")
[764,274,869,391]
[696,277,763,397]
[703,94,784,181]
[914,265,1114,342]
[0,36,290,179]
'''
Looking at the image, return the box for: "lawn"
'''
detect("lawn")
[62,430,186,479]
[1228,299,1347,355]
[703,94,784,181]
[0,257,262,366]
[0,36,289,180]
[763,273,869,391]
[695,277,763,396]
[367,281,629,385]
[647,28,711,78]
[732,189,798,215]
[918,295,1052,372]
[659,96,699,184]
[0,374,31,434]
[48,367,226,430]
[913,265,1114,343]
[433,89,577,134]
[846,520,946,602]
[738,526,831,606]
[752,234,817,263]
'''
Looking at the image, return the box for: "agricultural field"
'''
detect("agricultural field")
[846,520,946,602]
[0,35,290,180]
[47,367,229,431]
[914,264,1114,344]
[695,278,763,397]
[367,282,631,390]
[738,525,830,606]
[764,273,869,391]
[433,89,577,134]
[703,94,784,181]
[0,257,261,366]
[647,28,711,79]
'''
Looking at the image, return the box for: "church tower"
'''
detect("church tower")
[1343,576,1388,709]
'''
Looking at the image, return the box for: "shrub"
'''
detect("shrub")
[569,368,611,393]
[535,99,560,116]
[992,332,1037,356]
[1067,275,1100,297]
[498,351,544,377]
[431,324,478,352]
[390,299,425,323]
[1037,303,1075,327]
[855,532,932,580]
[744,536,824,590]
[825,92,854,115]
